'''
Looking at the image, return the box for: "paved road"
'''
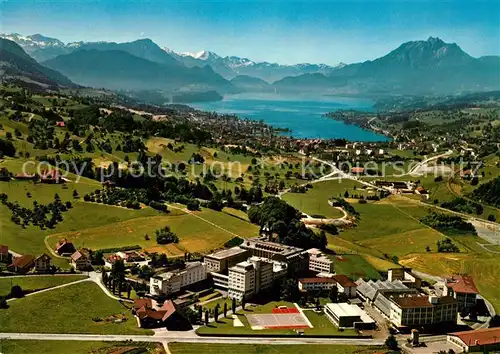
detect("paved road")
[88,271,134,303]
[405,151,453,176]
[0,332,384,345]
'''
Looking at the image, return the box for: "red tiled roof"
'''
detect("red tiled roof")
[158,300,177,321]
[71,250,89,262]
[446,275,479,294]
[41,169,60,180]
[56,239,74,252]
[10,255,35,268]
[391,295,433,308]
[351,167,365,173]
[137,300,178,322]
[299,277,337,284]
[0,244,8,254]
[332,274,357,287]
[134,298,152,312]
[449,327,500,347]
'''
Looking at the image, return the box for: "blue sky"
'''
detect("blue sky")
[1,0,499,65]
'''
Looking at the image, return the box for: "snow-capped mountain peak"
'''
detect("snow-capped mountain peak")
[0,33,64,48]
[180,50,220,61]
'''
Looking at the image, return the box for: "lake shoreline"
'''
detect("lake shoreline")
[191,93,389,142]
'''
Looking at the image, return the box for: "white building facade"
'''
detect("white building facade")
[150,261,207,296]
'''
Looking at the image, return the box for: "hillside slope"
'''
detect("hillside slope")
[0,38,74,89]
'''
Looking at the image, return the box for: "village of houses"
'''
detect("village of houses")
[1,223,499,353]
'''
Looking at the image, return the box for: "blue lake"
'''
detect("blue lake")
[190,93,388,142]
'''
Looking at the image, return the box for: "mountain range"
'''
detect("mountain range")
[0,37,74,89]
[1,33,499,100]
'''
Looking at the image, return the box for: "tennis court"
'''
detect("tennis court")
[246,306,312,330]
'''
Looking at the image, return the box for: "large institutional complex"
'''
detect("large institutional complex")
[356,278,458,328]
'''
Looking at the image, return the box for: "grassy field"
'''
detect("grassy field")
[0,282,151,335]
[0,340,162,354]
[331,254,382,280]
[0,275,87,296]
[201,296,233,313]
[168,343,384,354]
[197,301,357,337]
[338,196,455,257]
[282,179,370,218]
[0,201,159,259]
[46,207,259,255]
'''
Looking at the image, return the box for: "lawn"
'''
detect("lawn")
[0,200,159,259]
[0,340,162,354]
[282,179,369,218]
[332,254,382,280]
[201,296,233,313]
[168,343,383,354]
[358,228,459,256]
[196,301,357,337]
[0,275,87,296]
[0,281,151,335]
[46,207,259,255]
[339,201,424,243]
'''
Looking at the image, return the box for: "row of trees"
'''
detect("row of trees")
[421,212,477,235]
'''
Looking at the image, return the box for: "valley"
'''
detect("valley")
[0,8,499,354]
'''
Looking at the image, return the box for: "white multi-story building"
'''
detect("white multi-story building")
[228,261,255,301]
[204,247,250,273]
[150,261,207,296]
[388,295,458,327]
[298,277,337,291]
[228,257,274,300]
[307,248,334,274]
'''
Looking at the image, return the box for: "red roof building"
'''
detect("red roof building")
[444,275,479,310]
[351,167,365,174]
[331,274,357,298]
[448,327,500,352]
[8,255,35,273]
[0,244,9,262]
[55,238,76,255]
[40,169,62,184]
[133,299,191,330]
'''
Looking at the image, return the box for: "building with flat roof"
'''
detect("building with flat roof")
[357,278,458,328]
[447,327,500,353]
[307,248,334,274]
[298,277,336,292]
[150,261,207,296]
[324,303,375,329]
[228,256,274,300]
[388,268,422,289]
[388,294,458,327]
[240,237,309,272]
[443,275,479,311]
[204,247,250,274]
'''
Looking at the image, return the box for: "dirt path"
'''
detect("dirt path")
[6,277,90,303]
[168,204,241,238]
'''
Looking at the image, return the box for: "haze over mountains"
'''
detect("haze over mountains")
[0,33,499,101]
